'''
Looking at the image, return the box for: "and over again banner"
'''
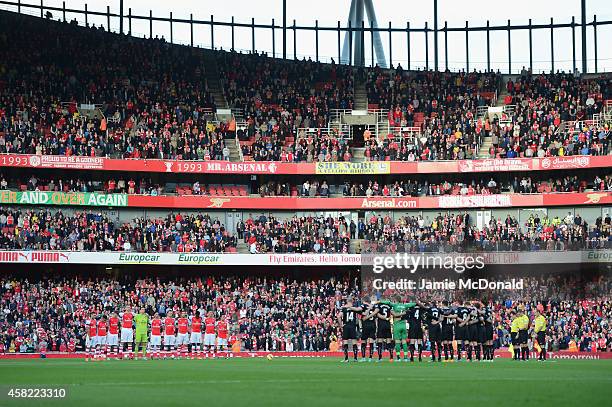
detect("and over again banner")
[0,190,127,207]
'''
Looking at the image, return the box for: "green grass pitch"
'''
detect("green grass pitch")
[0,358,611,407]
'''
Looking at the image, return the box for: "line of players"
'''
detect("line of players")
[85,307,231,361]
[340,296,495,362]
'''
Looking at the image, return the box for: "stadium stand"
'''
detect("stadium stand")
[0,9,609,361]
[0,208,237,252]
[0,207,608,253]
[1,12,608,163]
[1,273,609,353]
[360,211,610,252]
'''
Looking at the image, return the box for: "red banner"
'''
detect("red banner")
[423,156,612,174]
[0,154,609,175]
[125,192,610,210]
[542,191,612,206]
[128,195,420,209]
[455,158,532,173]
[0,154,303,174]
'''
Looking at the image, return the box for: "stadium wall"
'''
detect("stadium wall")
[1,350,610,360]
[1,190,610,210]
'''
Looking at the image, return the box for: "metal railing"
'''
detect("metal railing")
[297,127,351,140]
[0,0,609,74]
[476,106,489,119]
[385,126,421,138]
[234,132,244,162]
[329,108,390,123]
[231,108,245,122]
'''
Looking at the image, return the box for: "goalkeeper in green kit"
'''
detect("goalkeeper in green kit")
[134,307,149,360]
[387,297,417,362]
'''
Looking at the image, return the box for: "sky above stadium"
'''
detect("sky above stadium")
[4,0,611,73]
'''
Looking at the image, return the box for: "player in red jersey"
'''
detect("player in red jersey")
[163,311,176,359]
[107,313,120,359]
[204,311,217,358]
[85,317,98,361]
[150,313,162,359]
[120,307,134,359]
[176,312,189,359]
[36,324,47,359]
[67,338,76,353]
[216,318,230,358]
[189,312,203,359]
[96,316,108,360]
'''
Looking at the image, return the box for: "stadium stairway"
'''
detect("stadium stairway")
[226,139,242,162]
[351,70,368,163]
[477,85,511,159]
[477,136,494,159]
[354,71,368,110]
[203,50,229,109]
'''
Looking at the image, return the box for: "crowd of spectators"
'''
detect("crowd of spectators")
[361,211,611,253]
[236,215,351,254]
[0,208,236,252]
[0,275,357,353]
[219,50,353,131]
[366,67,501,161]
[231,68,611,163]
[0,12,237,161]
[1,174,164,196]
[220,51,354,162]
[0,207,607,254]
[344,178,499,197]
[239,132,353,163]
[0,273,609,354]
[486,72,610,158]
[1,172,610,198]
[339,174,610,197]
[255,173,611,198]
[1,12,609,165]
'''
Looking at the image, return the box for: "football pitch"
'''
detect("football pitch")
[0,358,611,407]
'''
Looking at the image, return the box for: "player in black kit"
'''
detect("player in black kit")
[425,301,442,362]
[425,302,443,362]
[407,305,425,362]
[482,303,495,361]
[455,301,471,361]
[440,301,457,360]
[338,297,361,362]
[359,296,378,362]
[373,300,394,362]
[472,304,485,360]
[466,304,480,361]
